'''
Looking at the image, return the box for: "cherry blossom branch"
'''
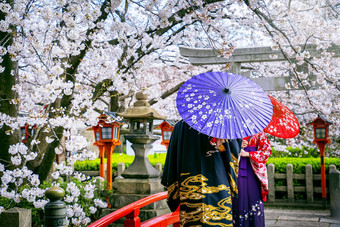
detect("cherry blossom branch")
[30,44,50,73]
[149,81,185,105]
[243,1,324,114]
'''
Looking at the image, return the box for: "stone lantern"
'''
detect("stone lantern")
[106,92,169,222]
[117,91,166,179]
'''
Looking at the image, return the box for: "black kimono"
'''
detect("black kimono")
[161,120,241,227]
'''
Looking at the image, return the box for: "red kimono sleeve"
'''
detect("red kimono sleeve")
[248,132,272,164]
[247,132,272,201]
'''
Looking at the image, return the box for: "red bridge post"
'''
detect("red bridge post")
[124,209,141,227]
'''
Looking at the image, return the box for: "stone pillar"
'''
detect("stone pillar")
[305,164,314,203]
[329,168,340,219]
[286,164,294,203]
[267,163,275,202]
[121,134,160,178]
[329,164,336,172]
[227,62,241,74]
[109,134,168,225]
[107,167,168,226]
[0,207,31,227]
[107,92,169,226]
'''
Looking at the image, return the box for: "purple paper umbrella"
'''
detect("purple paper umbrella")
[176,71,273,139]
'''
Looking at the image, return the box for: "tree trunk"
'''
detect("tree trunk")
[36,126,64,181]
[0,7,20,166]
[110,91,119,112]
[31,100,63,181]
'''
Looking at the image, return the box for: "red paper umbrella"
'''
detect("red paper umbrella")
[264,95,300,138]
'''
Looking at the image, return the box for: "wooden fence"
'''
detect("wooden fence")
[267,163,337,205]
[80,162,338,206]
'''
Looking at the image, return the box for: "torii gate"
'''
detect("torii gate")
[179,43,340,91]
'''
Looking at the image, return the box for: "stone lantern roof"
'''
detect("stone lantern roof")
[117,91,166,120]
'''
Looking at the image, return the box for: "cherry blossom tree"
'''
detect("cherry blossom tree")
[239,0,339,153]
[0,0,338,225]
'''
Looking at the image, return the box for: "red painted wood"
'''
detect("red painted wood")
[105,143,113,189]
[141,206,180,227]
[99,146,105,178]
[88,192,169,227]
[124,208,141,227]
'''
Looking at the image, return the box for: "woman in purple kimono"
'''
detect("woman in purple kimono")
[232,131,272,227]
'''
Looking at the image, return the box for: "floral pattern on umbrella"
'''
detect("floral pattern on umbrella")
[176,71,273,139]
[264,95,300,138]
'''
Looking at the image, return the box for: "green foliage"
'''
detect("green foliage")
[275,179,285,186]
[74,153,167,171]
[75,153,340,175]
[295,192,305,200]
[148,153,167,167]
[267,157,340,174]
[74,158,101,171]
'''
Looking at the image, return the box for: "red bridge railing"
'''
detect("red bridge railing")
[88,191,180,227]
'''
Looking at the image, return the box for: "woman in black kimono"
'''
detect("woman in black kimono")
[161,120,242,227]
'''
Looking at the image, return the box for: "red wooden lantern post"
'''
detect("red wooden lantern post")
[307,115,333,208]
[89,114,121,190]
[96,144,105,178]
[154,120,176,150]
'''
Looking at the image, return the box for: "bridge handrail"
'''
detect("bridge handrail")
[88,191,180,227]
[141,206,180,227]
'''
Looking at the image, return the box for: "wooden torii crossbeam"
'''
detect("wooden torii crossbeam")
[179,44,339,91]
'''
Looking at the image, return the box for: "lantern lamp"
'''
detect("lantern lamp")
[91,114,121,145]
[154,120,177,149]
[307,115,333,143]
[307,115,333,208]
[88,114,121,190]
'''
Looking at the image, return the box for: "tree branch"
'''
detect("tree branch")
[149,81,185,106]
